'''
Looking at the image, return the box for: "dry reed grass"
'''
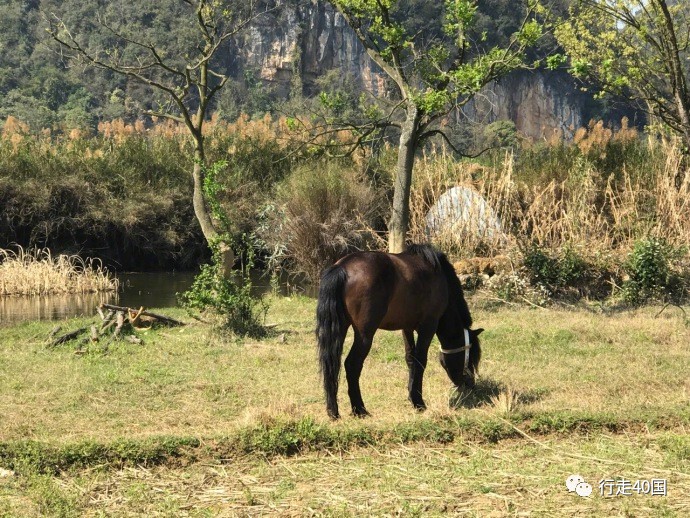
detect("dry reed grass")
[0,246,118,296]
[408,132,690,271]
[574,117,638,155]
[4,112,305,155]
[488,386,520,415]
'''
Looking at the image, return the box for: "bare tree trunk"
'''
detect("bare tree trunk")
[192,146,216,242]
[676,128,690,190]
[191,142,235,276]
[674,95,690,176]
[389,106,422,253]
[388,106,421,253]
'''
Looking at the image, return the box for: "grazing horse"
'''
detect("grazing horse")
[315,244,483,419]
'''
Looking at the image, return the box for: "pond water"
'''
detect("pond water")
[0,271,313,325]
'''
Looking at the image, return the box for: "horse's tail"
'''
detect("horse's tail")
[315,264,349,419]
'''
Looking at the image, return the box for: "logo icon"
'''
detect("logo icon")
[566,475,592,498]
[566,474,584,492]
[575,482,593,497]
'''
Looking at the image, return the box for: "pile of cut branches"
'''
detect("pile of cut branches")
[48,304,184,353]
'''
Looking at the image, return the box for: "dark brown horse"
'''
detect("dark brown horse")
[315,244,483,419]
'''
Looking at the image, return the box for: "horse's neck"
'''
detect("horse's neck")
[437,300,466,340]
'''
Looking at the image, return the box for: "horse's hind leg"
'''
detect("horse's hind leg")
[344,328,374,417]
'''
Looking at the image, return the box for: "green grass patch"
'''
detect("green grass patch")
[1,297,689,514]
[0,436,201,476]
[3,409,690,477]
[3,429,690,516]
[1,298,689,444]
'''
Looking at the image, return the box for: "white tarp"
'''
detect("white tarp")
[425,186,503,241]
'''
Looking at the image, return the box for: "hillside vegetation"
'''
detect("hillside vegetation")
[0,0,572,132]
[2,114,688,305]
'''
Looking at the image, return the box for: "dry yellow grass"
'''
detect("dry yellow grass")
[408,137,690,263]
[0,246,118,296]
[1,296,688,444]
[1,297,690,516]
[6,435,689,516]
[489,386,520,415]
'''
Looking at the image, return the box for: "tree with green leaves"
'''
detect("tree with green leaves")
[556,1,690,162]
[328,0,545,252]
[47,0,269,273]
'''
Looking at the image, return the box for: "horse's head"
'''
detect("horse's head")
[438,327,483,390]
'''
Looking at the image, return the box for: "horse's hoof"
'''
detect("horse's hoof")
[328,410,341,420]
[412,402,427,412]
[352,407,371,418]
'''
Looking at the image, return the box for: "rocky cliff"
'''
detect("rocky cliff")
[238,1,388,98]
[463,71,590,141]
[235,0,605,139]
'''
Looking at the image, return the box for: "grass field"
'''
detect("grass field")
[1,295,689,516]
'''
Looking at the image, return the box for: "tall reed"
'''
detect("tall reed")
[408,125,690,268]
[0,247,119,296]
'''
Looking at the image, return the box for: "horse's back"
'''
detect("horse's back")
[336,250,447,331]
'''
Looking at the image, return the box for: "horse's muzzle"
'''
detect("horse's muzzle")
[462,374,476,389]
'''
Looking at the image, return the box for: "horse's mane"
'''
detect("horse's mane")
[406,243,441,270]
[406,243,472,327]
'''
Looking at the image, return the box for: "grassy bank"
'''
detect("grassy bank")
[1,296,689,515]
[3,434,690,516]
[0,116,291,271]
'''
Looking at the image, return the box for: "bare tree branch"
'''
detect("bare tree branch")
[417,129,493,158]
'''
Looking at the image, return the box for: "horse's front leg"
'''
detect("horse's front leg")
[406,323,436,411]
[403,329,418,405]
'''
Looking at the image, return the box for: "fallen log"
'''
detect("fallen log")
[100,317,118,334]
[113,311,125,338]
[99,310,115,330]
[48,303,182,350]
[50,327,89,347]
[99,304,184,327]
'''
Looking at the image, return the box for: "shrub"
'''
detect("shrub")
[263,161,383,282]
[178,244,268,337]
[485,271,550,306]
[179,159,268,337]
[622,238,687,305]
[523,244,589,295]
[482,120,519,150]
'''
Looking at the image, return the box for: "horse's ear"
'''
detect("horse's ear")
[475,328,484,335]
